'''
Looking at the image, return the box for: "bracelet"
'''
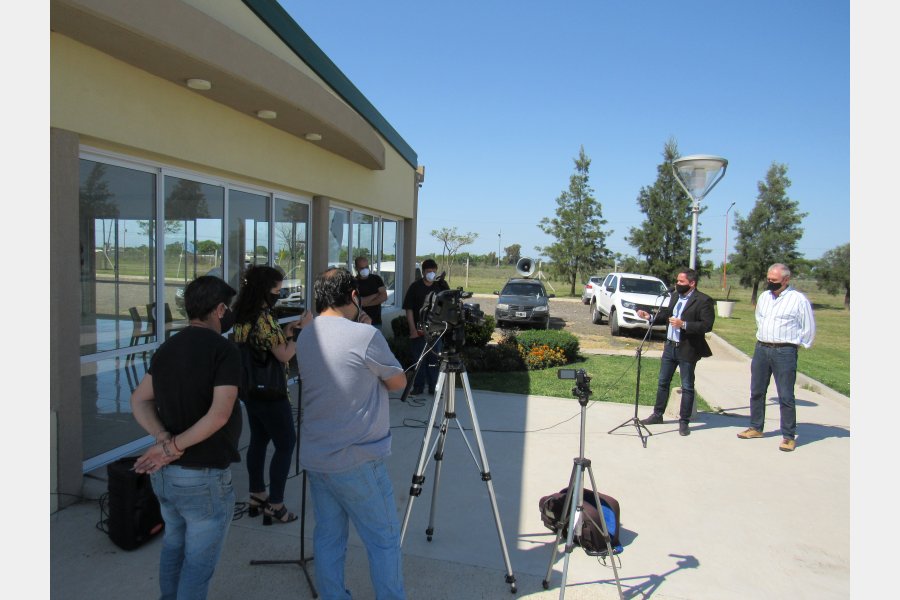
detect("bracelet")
[172,436,183,454]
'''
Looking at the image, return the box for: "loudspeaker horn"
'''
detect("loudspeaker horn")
[516,257,535,278]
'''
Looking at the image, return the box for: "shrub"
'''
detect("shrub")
[464,314,495,348]
[462,343,525,372]
[510,330,580,362]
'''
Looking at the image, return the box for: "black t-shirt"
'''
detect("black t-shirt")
[148,326,243,469]
[354,273,386,324]
[402,278,450,329]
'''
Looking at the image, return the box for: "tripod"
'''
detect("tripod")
[249,374,317,598]
[543,371,624,600]
[399,345,518,594]
[607,299,664,447]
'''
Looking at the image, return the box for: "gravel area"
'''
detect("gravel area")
[469,293,661,352]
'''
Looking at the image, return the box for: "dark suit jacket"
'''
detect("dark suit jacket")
[650,289,715,363]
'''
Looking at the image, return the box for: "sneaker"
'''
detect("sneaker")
[779,438,796,452]
[679,422,690,436]
[737,428,763,439]
[640,413,664,426]
[428,388,436,395]
[410,387,424,397]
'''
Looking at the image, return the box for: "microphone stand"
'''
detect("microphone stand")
[607,288,672,448]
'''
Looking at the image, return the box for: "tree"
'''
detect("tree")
[814,243,850,309]
[729,162,807,304]
[503,243,522,265]
[626,138,710,281]
[538,146,612,295]
[430,226,478,281]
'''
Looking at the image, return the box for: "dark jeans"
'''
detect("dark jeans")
[654,342,697,423]
[749,342,798,439]
[410,335,442,392]
[245,399,296,504]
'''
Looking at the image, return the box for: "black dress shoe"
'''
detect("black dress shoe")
[679,421,690,436]
[640,413,664,426]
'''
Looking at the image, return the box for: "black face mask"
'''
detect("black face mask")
[267,292,281,308]
[675,284,691,295]
[766,281,783,292]
[219,307,235,333]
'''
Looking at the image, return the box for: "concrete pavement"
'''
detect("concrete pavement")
[50,333,850,599]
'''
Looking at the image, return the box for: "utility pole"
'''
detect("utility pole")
[497,228,501,268]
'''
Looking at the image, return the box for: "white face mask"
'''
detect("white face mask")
[359,268,370,278]
[425,271,436,282]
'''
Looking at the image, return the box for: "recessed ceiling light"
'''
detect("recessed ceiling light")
[186,78,211,90]
[304,133,322,141]
[256,110,277,120]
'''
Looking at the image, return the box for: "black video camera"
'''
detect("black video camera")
[420,288,485,347]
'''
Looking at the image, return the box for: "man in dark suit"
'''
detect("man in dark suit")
[636,268,715,436]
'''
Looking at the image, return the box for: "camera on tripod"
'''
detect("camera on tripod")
[420,288,485,349]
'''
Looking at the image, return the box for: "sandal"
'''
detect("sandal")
[263,504,298,525]
[248,494,269,518]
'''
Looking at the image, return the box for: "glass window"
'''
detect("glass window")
[228,189,269,290]
[380,220,398,306]
[79,159,157,356]
[328,207,350,269]
[352,212,376,267]
[163,176,224,328]
[273,198,309,308]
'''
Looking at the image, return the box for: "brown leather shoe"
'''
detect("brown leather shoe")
[737,428,763,439]
[779,438,796,452]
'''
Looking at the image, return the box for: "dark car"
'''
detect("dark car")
[494,278,554,329]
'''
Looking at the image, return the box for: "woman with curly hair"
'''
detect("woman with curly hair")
[232,265,311,524]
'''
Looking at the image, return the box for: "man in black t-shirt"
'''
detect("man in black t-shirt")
[401,258,449,395]
[131,276,241,599]
[353,256,388,326]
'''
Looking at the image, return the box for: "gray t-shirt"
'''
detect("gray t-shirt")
[296,315,403,472]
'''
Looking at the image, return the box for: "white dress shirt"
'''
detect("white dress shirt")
[755,286,816,348]
[667,291,692,343]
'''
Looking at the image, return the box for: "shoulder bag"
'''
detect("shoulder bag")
[238,316,289,403]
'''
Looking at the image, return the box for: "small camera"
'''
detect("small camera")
[558,368,591,388]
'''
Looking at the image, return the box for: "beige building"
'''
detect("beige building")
[50,0,422,511]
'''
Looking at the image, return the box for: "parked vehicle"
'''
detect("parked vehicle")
[590,272,670,336]
[494,278,554,329]
[581,275,605,305]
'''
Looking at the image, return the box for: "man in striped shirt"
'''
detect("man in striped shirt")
[737,263,815,452]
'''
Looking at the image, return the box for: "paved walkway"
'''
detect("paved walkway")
[51,334,850,599]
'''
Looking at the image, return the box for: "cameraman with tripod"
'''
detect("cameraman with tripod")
[402,259,449,396]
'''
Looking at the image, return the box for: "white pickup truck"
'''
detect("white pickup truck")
[590,272,671,336]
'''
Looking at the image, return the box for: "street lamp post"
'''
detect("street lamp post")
[723,201,736,289]
[672,155,728,270]
[497,228,501,268]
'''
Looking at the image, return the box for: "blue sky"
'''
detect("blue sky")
[282,0,849,264]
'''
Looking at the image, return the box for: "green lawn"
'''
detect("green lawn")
[466,354,712,411]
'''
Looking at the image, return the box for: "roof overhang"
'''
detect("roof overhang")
[51,0,387,170]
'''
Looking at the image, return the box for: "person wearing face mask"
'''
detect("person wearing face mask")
[296,268,408,599]
[353,256,389,326]
[737,263,815,452]
[232,265,312,524]
[402,258,450,396]
[130,275,242,599]
[636,268,715,436]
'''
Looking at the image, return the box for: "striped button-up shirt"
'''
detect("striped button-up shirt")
[755,286,816,348]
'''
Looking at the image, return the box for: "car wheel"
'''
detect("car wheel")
[591,301,603,325]
[609,308,620,336]
[582,297,590,305]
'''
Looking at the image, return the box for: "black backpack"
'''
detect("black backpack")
[539,487,622,556]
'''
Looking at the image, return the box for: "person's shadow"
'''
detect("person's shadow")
[691,409,849,446]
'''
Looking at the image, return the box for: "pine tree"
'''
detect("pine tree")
[538,146,612,295]
[626,138,710,281]
[730,162,807,304]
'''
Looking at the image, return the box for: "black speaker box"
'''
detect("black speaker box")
[106,456,164,550]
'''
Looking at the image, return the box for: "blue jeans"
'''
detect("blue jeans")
[750,342,798,439]
[149,465,235,600]
[307,459,405,600]
[245,399,296,504]
[654,342,697,422]
[410,336,441,392]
